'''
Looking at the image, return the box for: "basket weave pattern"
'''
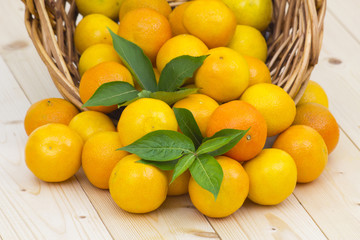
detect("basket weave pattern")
[22,0,326,109]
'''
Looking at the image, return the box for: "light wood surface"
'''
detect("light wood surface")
[0,0,359,239]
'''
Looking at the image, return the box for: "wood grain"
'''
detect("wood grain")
[0,1,28,50]
[208,196,326,239]
[327,0,360,42]
[0,57,112,239]
[0,1,61,103]
[76,169,219,240]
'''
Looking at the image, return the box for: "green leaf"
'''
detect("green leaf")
[137,159,177,171]
[196,137,232,155]
[109,29,157,92]
[158,55,208,92]
[203,128,249,156]
[82,81,138,107]
[137,90,152,99]
[173,108,203,148]
[119,130,195,161]
[150,88,198,105]
[170,154,196,184]
[189,154,223,200]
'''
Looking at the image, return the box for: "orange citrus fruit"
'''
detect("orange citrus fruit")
[240,83,296,137]
[75,0,123,20]
[293,103,339,154]
[156,34,209,73]
[82,131,129,189]
[206,100,267,162]
[189,156,249,218]
[244,55,271,86]
[222,0,273,31]
[243,148,297,205]
[74,14,119,54]
[69,111,116,141]
[79,61,134,113]
[228,25,268,62]
[183,0,237,48]
[117,98,178,146]
[118,8,172,64]
[109,154,168,213]
[195,47,249,103]
[297,80,329,108]
[25,123,83,182]
[24,98,79,136]
[273,125,328,183]
[167,170,191,196]
[119,0,171,20]
[168,2,191,35]
[78,43,122,77]
[173,94,219,137]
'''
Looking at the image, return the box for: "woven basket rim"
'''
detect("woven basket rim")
[22,0,327,110]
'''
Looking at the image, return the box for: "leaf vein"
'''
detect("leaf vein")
[196,157,216,190]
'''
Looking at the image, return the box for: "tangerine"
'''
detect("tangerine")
[24,98,79,136]
[25,124,83,182]
[117,98,178,146]
[189,156,249,218]
[109,154,168,213]
[273,125,328,183]
[206,100,267,162]
[293,103,339,154]
[79,61,134,113]
[118,8,172,64]
[183,0,237,48]
[82,131,128,189]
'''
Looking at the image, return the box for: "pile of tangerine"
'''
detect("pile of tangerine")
[23,0,339,218]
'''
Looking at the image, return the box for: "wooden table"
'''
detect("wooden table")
[1,1,359,239]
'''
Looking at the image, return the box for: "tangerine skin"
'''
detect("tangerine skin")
[25,123,83,182]
[109,154,168,213]
[189,156,249,218]
[206,100,267,162]
[117,98,178,146]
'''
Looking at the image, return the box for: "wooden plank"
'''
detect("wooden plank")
[0,1,29,48]
[76,169,219,240]
[207,196,326,239]
[327,0,360,42]
[0,57,112,239]
[3,47,62,101]
[310,11,360,148]
[0,1,62,102]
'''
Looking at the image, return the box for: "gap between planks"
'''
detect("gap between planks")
[291,194,329,239]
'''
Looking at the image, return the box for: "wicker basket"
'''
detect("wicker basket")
[22,0,326,110]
